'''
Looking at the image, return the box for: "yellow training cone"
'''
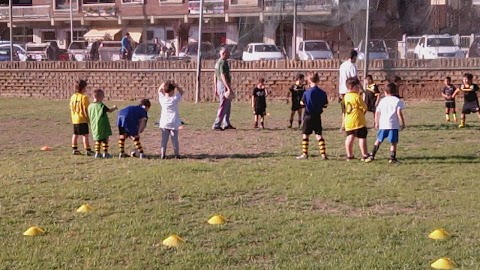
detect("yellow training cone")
[162,235,184,248]
[429,229,452,240]
[431,258,457,270]
[23,226,45,236]
[208,215,227,225]
[76,204,93,213]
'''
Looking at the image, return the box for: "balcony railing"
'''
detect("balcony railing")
[264,0,333,12]
[82,4,118,16]
[0,5,51,18]
[188,0,225,14]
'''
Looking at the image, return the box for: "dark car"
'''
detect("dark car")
[178,42,216,60]
[0,47,20,61]
[217,44,243,60]
[467,37,480,58]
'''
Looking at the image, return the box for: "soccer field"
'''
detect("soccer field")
[0,98,479,269]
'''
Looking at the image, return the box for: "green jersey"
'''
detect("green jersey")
[88,102,112,141]
[215,58,231,84]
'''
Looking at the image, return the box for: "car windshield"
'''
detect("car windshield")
[187,43,214,54]
[427,38,455,47]
[255,45,280,52]
[367,40,386,52]
[101,42,121,48]
[69,42,88,50]
[0,49,9,55]
[304,42,329,51]
[136,44,159,54]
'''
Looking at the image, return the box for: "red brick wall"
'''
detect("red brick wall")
[1,59,479,102]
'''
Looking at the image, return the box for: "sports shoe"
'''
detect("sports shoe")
[388,158,399,164]
[86,150,95,156]
[296,154,308,160]
[254,123,258,129]
[160,154,166,160]
[72,150,82,155]
[103,153,112,159]
[260,124,265,129]
[346,156,355,161]
[130,150,137,158]
[118,153,129,158]
[94,153,102,159]
[139,153,147,159]
[363,155,374,163]
[223,125,236,130]
[458,123,465,128]
[212,127,223,131]
[321,155,328,160]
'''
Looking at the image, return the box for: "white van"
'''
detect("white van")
[414,34,464,59]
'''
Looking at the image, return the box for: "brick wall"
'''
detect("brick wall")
[1,59,480,102]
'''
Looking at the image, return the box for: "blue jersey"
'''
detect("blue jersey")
[116,105,148,136]
[302,86,328,115]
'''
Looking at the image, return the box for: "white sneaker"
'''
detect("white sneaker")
[296,154,308,160]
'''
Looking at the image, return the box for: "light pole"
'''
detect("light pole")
[292,0,297,60]
[9,0,13,60]
[363,0,370,84]
[195,0,204,104]
[69,0,74,46]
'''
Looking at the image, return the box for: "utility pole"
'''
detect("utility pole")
[363,0,370,85]
[9,0,13,60]
[292,0,297,60]
[69,0,74,46]
[195,0,204,104]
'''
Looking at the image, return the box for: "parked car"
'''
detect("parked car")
[297,40,333,60]
[216,44,243,60]
[98,41,122,61]
[179,42,216,60]
[68,41,89,61]
[242,43,285,61]
[0,47,20,61]
[0,44,28,61]
[132,43,160,61]
[25,43,49,61]
[356,39,390,60]
[414,34,464,59]
[466,37,480,58]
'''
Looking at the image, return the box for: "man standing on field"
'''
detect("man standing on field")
[338,50,359,130]
[212,47,236,130]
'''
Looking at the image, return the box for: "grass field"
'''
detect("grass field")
[1,97,480,269]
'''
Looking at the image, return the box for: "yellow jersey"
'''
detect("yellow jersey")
[343,92,367,131]
[70,93,90,124]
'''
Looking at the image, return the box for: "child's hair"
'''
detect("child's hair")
[385,83,397,95]
[349,50,358,59]
[445,76,452,82]
[388,75,401,84]
[366,75,373,81]
[93,89,104,99]
[140,99,151,108]
[76,80,88,93]
[163,81,176,93]
[296,74,305,80]
[346,77,360,89]
[464,73,473,81]
[258,78,265,84]
[307,72,320,83]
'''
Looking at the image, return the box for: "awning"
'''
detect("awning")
[83,28,121,41]
[127,28,143,43]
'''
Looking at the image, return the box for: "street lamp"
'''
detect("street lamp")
[70,0,74,45]
[363,0,371,86]
[195,0,205,104]
[9,0,13,60]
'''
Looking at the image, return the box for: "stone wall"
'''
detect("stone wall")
[1,59,480,102]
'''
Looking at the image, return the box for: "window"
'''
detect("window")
[83,0,115,4]
[146,31,154,41]
[67,30,87,46]
[230,0,256,5]
[298,42,303,51]
[122,0,143,4]
[166,30,175,40]
[254,44,280,52]
[42,31,56,43]
[12,27,33,43]
[159,0,183,4]
[427,38,455,47]
[55,0,78,10]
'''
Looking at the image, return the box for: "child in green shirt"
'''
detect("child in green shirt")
[88,89,117,158]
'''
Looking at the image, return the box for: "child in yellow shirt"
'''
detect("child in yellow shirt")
[69,80,93,155]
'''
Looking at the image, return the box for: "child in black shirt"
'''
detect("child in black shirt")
[441,76,457,123]
[252,78,268,129]
[287,74,306,128]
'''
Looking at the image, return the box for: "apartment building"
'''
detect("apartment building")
[0,0,335,54]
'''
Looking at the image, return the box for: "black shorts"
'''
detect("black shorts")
[118,126,135,136]
[73,123,89,135]
[302,114,322,135]
[462,101,479,114]
[346,127,368,139]
[445,102,455,109]
[291,104,302,111]
[254,107,266,116]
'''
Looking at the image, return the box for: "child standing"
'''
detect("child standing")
[364,75,380,117]
[368,83,406,164]
[441,76,457,123]
[296,72,328,160]
[88,89,118,159]
[158,81,184,159]
[287,74,305,128]
[454,73,480,128]
[252,78,268,129]
[117,99,151,159]
[344,77,369,161]
[69,80,93,156]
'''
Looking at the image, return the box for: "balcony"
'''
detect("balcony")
[82,4,118,17]
[264,0,333,13]
[0,5,51,19]
[188,0,224,14]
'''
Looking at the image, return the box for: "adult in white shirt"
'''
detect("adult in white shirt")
[338,50,359,130]
[158,81,184,159]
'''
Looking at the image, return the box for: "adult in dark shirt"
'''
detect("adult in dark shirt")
[287,73,306,128]
[252,78,268,129]
[212,47,235,130]
[297,72,328,160]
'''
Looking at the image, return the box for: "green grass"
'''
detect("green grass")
[1,98,480,269]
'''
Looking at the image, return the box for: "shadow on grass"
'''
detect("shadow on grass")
[149,152,280,160]
[405,124,479,131]
[402,155,479,164]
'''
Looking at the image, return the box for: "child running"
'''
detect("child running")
[117,99,151,159]
[368,83,406,164]
[252,78,268,129]
[454,73,480,128]
[344,77,369,161]
[69,79,94,156]
[88,89,118,159]
[296,72,328,160]
[441,76,457,123]
[364,75,380,119]
[287,74,306,128]
[158,81,184,159]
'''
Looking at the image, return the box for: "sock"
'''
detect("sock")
[134,138,144,154]
[461,119,465,126]
[371,144,379,157]
[318,138,326,156]
[119,138,125,154]
[94,141,101,154]
[445,114,450,121]
[289,120,293,127]
[86,147,92,152]
[390,151,396,160]
[102,141,109,154]
[260,121,264,127]
[302,138,309,156]
[72,144,78,151]
[298,120,302,127]
[453,114,457,121]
